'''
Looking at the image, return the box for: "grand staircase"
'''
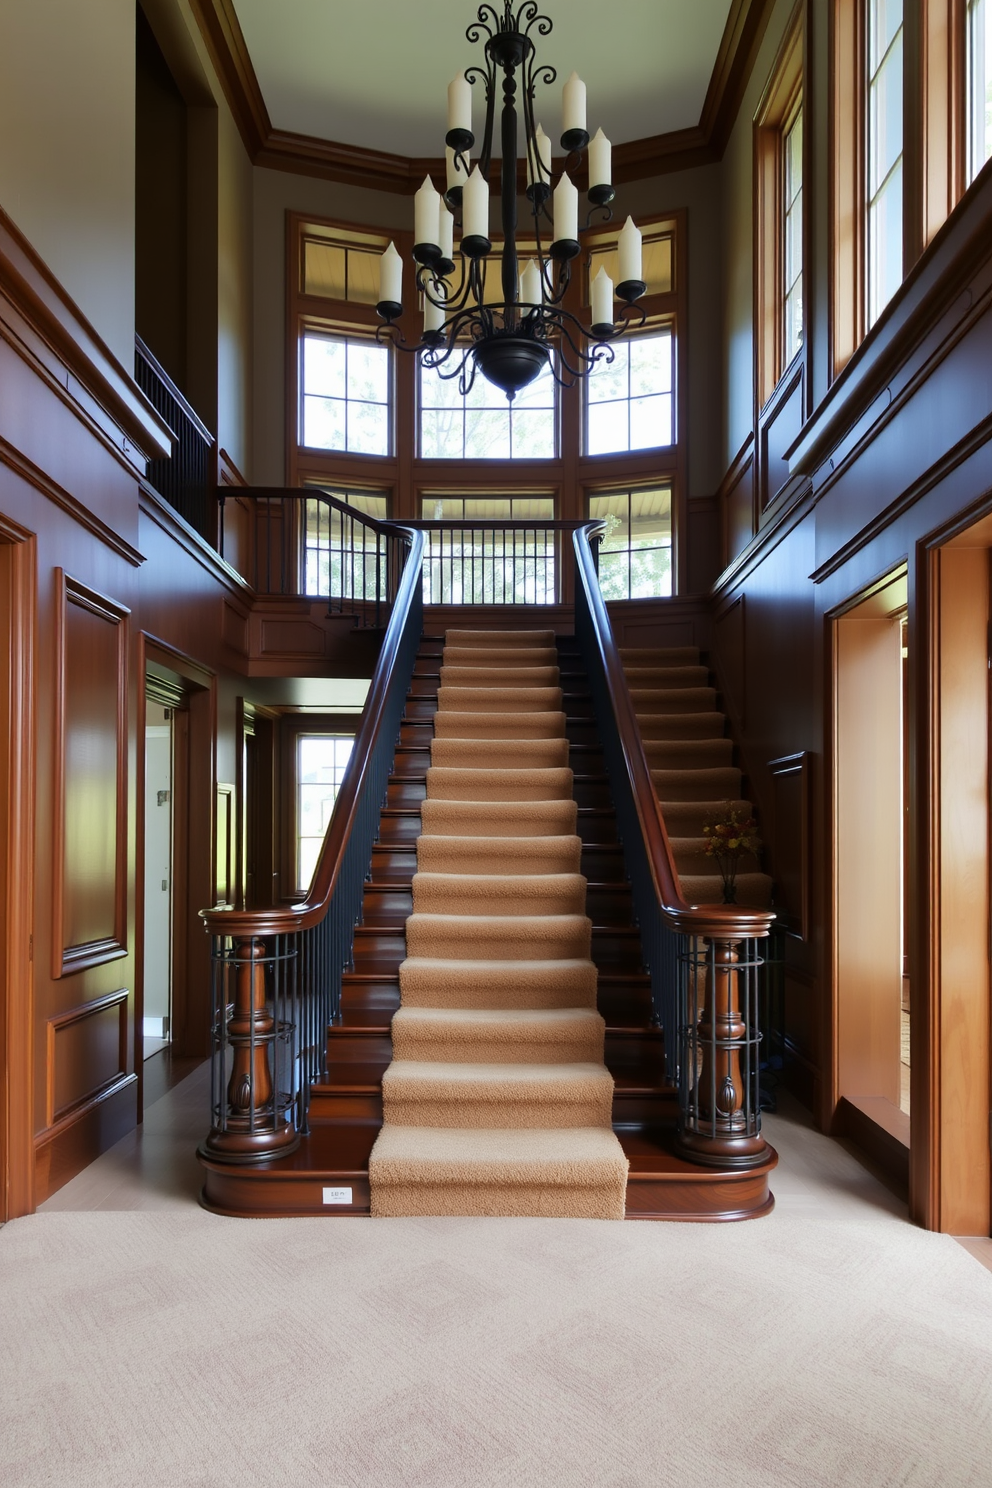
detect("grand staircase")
[198,627,777,1220]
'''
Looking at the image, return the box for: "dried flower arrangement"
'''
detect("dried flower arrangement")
[701,805,762,903]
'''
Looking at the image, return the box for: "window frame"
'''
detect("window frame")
[287,208,688,593]
[754,2,806,414]
[586,483,675,602]
[278,714,362,901]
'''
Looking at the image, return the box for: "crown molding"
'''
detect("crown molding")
[189,0,775,193]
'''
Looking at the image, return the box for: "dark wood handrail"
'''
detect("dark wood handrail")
[573,522,775,940]
[220,485,401,539]
[201,523,424,938]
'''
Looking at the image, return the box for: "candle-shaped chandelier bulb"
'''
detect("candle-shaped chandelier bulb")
[461,166,491,249]
[520,258,543,308]
[438,204,454,268]
[617,215,644,297]
[590,264,614,334]
[378,242,403,315]
[414,176,442,260]
[527,124,553,191]
[552,173,579,247]
[588,128,611,189]
[447,71,473,147]
[561,71,588,151]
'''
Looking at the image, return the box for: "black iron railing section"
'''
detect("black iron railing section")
[217,488,407,629]
[199,526,424,1163]
[573,523,774,1169]
[135,336,214,540]
[413,521,563,604]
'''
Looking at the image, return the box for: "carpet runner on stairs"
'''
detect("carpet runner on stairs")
[369,629,629,1219]
[620,645,773,908]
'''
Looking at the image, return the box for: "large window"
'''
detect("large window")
[585,331,673,456]
[589,488,673,600]
[783,102,804,367]
[419,358,556,459]
[289,211,685,597]
[968,0,992,182]
[302,333,391,456]
[296,735,353,891]
[867,0,904,328]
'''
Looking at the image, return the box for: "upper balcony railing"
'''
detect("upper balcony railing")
[135,336,215,541]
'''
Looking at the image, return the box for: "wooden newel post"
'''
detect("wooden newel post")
[676,923,771,1169]
[199,935,300,1164]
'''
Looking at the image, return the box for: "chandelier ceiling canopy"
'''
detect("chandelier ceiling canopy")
[375,1,648,399]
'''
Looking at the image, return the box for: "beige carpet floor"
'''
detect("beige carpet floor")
[370,629,628,1219]
[2,1192,991,1486]
[14,1068,992,1486]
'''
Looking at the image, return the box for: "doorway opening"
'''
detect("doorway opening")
[143,700,174,1060]
[832,567,910,1183]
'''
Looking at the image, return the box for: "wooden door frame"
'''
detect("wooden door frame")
[0,521,36,1220]
[137,637,216,1115]
[914,507,992,1234]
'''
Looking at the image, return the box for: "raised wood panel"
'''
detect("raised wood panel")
[260,618,326,657]
[768,751,810,938]
[53,575,129,977]
[718,438,755,571]
[606,598,711,653]
[713,594,746,727]
[760,363,804,512]
[0,522,36,1220]
[46,989,129,1127]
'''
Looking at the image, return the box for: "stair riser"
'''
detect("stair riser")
[386,778,613,809]
[360,883,632,926]
[369,844,627,883]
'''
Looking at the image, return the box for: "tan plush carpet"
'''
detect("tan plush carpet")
[2,1196,991,1487]
[369,629,628,1219]
[620,645,773,907]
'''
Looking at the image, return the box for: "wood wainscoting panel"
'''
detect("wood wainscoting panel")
[52,574,129,977]
[759,362,804,513]
[713,593,746,729]
[46,988,129,1127]
[215,783,235,907]
[768,752,810,938]
[718,436,755,569]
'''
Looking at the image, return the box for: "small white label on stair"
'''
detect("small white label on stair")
[322,1186,353,1205]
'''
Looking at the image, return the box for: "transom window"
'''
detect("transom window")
[419,358,556,459]
[589,487,673,600]
[967,0,992,183]
[867,0,903,328]
[783,102,804,366]
[302,333,391,456]
[585,331,673,456]
[297,735,353,891]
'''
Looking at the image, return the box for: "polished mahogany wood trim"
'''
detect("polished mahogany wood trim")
[202,525,424,937]
[0,436,144,567]
[921,0,966,250]
[45,988,129,1128]
[51,573,130,979]
[0,207,171,465]
[0,522,37,1220]
[190,0,777,191]
[138,481,252,600]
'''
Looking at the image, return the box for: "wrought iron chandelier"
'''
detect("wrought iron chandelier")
[375,0,647,400]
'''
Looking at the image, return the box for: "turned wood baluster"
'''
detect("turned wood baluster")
[676,931,770,1169]
[227,938,273,1116]
[198,934,300,1163]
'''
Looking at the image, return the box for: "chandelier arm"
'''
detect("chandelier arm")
[582,202,615,231]
[521,56,555,192]
[519,3,553,41]
[467,5,500,44]
[418,258,475,316]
